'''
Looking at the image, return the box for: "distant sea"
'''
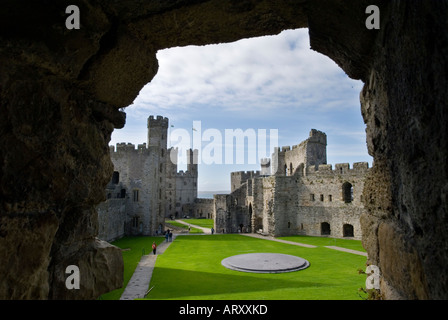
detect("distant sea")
[197,191,230,199]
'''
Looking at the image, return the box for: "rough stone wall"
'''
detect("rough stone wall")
[223,130,368,239]
[273,129,327,176]
[99,116,177,237]
[176,171,198,216]
[166,147,178,218]
[230,170,260,193]
[214,194,230,234]
[191,198,215,219]
[357,1,448,300]
[1,0,447,301]
[277,162,368,238]
[165,147,199,219]
[100,134,198,238]
[109,143,163,235]
[97,182,127,242]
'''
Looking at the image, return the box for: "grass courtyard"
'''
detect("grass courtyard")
[102,233,367,300]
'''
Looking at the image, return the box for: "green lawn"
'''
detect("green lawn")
[99,236,165,300]
[166,220,203,233]
[181,218,214,229]
[144,234,367,300]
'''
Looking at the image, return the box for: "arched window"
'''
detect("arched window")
[343,224,354,237]
[290,163,293,176]
[342,182,353,203]
[284,164,288,176]
[321,222,331,235]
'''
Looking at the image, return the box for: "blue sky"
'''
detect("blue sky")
[110,28,372,192]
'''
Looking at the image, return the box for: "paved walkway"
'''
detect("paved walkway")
[119,235,177,300]
[173,219,212,234]
[324,245,368,257]
[241,233,317,248]
[242,233,367,256]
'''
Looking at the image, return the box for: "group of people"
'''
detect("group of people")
[152,229,174,255]
[165,229,173,242]
[151,226,216,255]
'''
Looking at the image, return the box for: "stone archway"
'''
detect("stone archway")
[1,1,447,300]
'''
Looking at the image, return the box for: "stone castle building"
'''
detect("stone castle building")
[97,115,198,241]
[191,129,369,239]
[97,116,369,241]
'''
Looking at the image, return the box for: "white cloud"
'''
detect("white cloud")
[126,28,354,122]
[112,28,371,191]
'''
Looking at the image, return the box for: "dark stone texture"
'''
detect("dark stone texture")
[0,0,447,299]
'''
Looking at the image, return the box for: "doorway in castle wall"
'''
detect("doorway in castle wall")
[321,222,331,236]
[343,224,354,237]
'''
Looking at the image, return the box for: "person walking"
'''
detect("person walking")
[211,227,214,235]
[165,230,169,243]
[152,241,157,255]
[169,230,173,242]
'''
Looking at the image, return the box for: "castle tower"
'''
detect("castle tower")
[147,115,169,234]
[187,149,198,200]
[187,148,198,176]
[271,147,286,176]
[167,147,179,175]
[305,129,327,169]
[147,115,169,150]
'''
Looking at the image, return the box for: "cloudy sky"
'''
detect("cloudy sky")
[110,28,372,192]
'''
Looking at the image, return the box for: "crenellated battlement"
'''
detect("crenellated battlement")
[231,170,261,177]
[109,142,152,154]
[147,115,169,127]
[306,161,370,175]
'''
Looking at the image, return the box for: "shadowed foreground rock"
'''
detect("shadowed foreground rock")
[0,0,447,299]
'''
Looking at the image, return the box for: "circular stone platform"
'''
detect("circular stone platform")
[221,253,310,274]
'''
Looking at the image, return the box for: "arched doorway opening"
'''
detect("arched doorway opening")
[321,222,331,236]
[343,224,354,237]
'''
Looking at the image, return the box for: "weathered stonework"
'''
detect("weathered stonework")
[211,130,368,239]
[97,116,198,242]
[1,0,446,300]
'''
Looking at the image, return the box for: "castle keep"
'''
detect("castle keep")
[97,115,198,241]
[98,117,368,241]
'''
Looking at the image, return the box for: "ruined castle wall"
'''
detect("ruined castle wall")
[250,177,265,233]
[274,162,368,239]
[165,147,178,219]
[261,176,277,235]
[273,129,327,176]
[191,198,215,219]
[176,171,198,217]
[109,143,164,235]
[271,176,300,237]
[231,171,261,193]
[214,194,230,233]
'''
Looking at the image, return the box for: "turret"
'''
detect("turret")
[187,149,198,176]
[147,115,169,149]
